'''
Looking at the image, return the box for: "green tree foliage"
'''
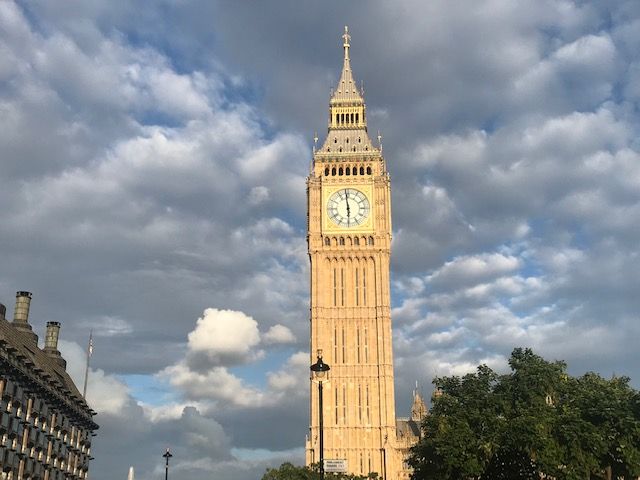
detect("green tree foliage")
[261,462,379,480]
[409,348,640,480]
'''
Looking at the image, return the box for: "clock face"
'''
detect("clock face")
[327,188,370,228]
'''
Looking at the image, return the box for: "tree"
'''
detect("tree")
[409,348,640,480]
[261,463,379,480]
[262,462,318,480]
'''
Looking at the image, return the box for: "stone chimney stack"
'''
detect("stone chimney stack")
[44,321,66,369]
[13,291,33,329]
[13,291,39,346]
[44,321,61,351]
[0,303,6,319]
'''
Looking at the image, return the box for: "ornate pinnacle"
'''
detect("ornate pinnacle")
[342,26,351,60]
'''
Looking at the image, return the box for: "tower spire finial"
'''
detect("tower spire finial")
[342,25,351,60]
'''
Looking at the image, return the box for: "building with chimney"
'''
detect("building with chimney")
[0,291,98,479]
[306,27,426,479]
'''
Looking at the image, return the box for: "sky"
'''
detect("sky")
[1,0,640,479]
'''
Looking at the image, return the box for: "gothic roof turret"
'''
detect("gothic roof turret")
[411,385,428,421]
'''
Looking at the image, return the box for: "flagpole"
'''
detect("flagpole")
[83,330,93,398]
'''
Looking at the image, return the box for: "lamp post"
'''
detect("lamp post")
[310,350,330,480]
[162,448,172,480]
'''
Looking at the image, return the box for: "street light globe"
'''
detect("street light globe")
[310,353,330,380]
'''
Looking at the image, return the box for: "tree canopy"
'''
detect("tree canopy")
[261,462,379,480]
[409,348,640,480]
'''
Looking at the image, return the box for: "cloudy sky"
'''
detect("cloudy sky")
[1,0,640,479]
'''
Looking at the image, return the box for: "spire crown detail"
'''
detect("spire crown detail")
[315,27,382,162]
[342,26,351,60]
[331,25,363,105]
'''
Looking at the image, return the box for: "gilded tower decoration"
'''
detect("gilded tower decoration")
[306,27,417,480]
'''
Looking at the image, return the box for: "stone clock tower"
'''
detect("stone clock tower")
[306,27,408,479]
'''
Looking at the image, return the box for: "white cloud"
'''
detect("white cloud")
[427,253,521,289]
[58,340,130,415]
[187,308,260,365]
[248,186,270,205]
[161,362,263,407]
[262,324,296,345]
[266,351,308,392]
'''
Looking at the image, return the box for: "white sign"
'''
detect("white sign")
[324,459,348,473]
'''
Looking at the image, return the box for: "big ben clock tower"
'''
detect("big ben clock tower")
[306,27,406,479]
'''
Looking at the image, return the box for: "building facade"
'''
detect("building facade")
[0,291,98,480]
[306,28,424,479]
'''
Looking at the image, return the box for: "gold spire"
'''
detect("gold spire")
[316,26,379,157]
[332,25,362,104]
[342,25,351,60]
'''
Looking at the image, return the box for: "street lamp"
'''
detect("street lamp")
[310,350,330,480]
[162,448,172,480]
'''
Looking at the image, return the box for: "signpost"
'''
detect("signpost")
[324,459,348,473]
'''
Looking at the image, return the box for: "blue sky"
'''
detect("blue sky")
[1,1,640,479]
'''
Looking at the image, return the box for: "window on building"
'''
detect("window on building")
[364,326,369,362]
[365,384,370,422]
[363,267,367,305]
[343,384,347,422]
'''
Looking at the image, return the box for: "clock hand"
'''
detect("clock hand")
[345,190,351,225]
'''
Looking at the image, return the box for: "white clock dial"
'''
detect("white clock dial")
[327,189,370,228]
